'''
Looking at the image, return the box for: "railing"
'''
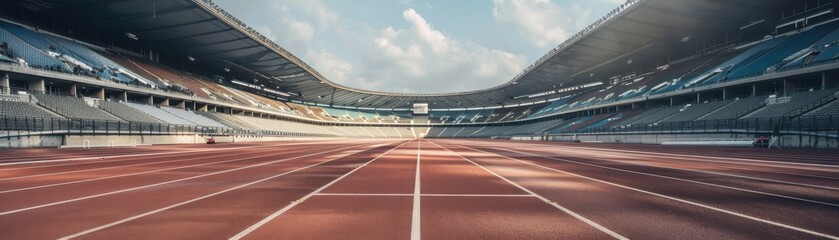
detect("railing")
[785,91,837,118]
[0,116,338,138]
[547,115,838,137]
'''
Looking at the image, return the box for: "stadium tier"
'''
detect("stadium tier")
[3,2,839,239]
[0,0,836,148]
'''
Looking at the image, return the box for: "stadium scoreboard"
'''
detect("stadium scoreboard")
[413,103,429,115]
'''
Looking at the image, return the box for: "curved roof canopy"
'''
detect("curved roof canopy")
[8,0,795,109]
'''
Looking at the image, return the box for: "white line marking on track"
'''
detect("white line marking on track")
[479,143,839,192]
[229,140,412,240]
[0,149,271,182]
[0,143,370,216]
[427,140,628,240]
[0,143,289,167]
[0,141,332,171]
[487,147,839,207]
[458,143,839,240]
[316,193,413,197]
[56,142,397,240]
[496,141,839,170]
[0,146,323,194]
[313,193,534,197]
[411,139,422,240]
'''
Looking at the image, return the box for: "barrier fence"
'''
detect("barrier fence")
[0,116,334,138]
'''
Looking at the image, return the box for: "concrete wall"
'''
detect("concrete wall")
[0,134,64,148]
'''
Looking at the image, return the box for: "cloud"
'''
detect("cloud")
[219,1,529,94]
[251,3,316,54]
[493,0,591,48]
[358,8,528,93]
[307,50,379,90]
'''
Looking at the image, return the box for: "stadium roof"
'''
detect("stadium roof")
[11,0,796,109]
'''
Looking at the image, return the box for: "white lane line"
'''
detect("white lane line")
[486,147,839,207]
[314,193,534,197]
[411,139,422,240]
[0,140,336,171]
[229,140,413,240]
[460,144,839,240]
[0,144,307,182]
[316,193,413,197]
[57,142,398,240]
[477,140,839,170]
[0,146,323,194]
[0,143,292,168]
[428,140,628,240]
[486,145,839,192]
[0,143,371,217]
[422,193,533,197]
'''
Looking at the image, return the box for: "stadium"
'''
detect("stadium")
[0,0,837,239]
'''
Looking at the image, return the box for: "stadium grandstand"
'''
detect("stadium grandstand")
[0,0,837,239]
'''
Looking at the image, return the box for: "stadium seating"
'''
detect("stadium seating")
[804,99,839,117]
[0,25,70,72]
[0,97,61,119]
[160,107,227,128]
[123,102,196,126]
[694,96,764,121]
[744,90,837,119]
[196,112,258,130]
[662,100,733,122]
[33,93,122,121]
[99,100,162,123]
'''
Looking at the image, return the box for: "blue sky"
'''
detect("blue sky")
[213,0,624,93]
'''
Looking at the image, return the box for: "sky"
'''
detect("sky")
[212,0,625,93]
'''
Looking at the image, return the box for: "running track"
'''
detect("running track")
[0,139,837,239]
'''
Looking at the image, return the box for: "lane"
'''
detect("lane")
[422,196,611,240]
[484,144,839,206]
[322,140,419,194]
[61,143,406,240]
[0,140,342,175]
[477,140,839,166]
[433,139,836,239]
[0,143,327,192]
[424,140,622,240]
[419,139,525,195]
[236,195,413,240]
[454,139,839,199]
[232,140,415,240]
[0,140,400,239]
[0,143,335,213]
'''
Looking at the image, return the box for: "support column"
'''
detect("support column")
[822,72,827,90]
[722,88,727,100]
[69,83,77,97]
[175,100,185,109]
[95,88,105,100]
[121,91,128,102]
[782,79,788,96]
[696,94,700,104]
[752,84,757,97]
[160,98,169,107]
[1,74,9,95]
[145,95,153,105]
[198,103,208,112]
[29,79,45,93]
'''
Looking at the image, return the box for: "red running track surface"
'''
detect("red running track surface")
[0,138,836,239]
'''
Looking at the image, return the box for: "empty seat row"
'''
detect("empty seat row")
[33,93,122,121]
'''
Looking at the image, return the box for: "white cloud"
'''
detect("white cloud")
[359,8,528,93]
[252,4,316,54]
[307,50,379,90]
[493,0,591,48]
[226,2,529,93]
